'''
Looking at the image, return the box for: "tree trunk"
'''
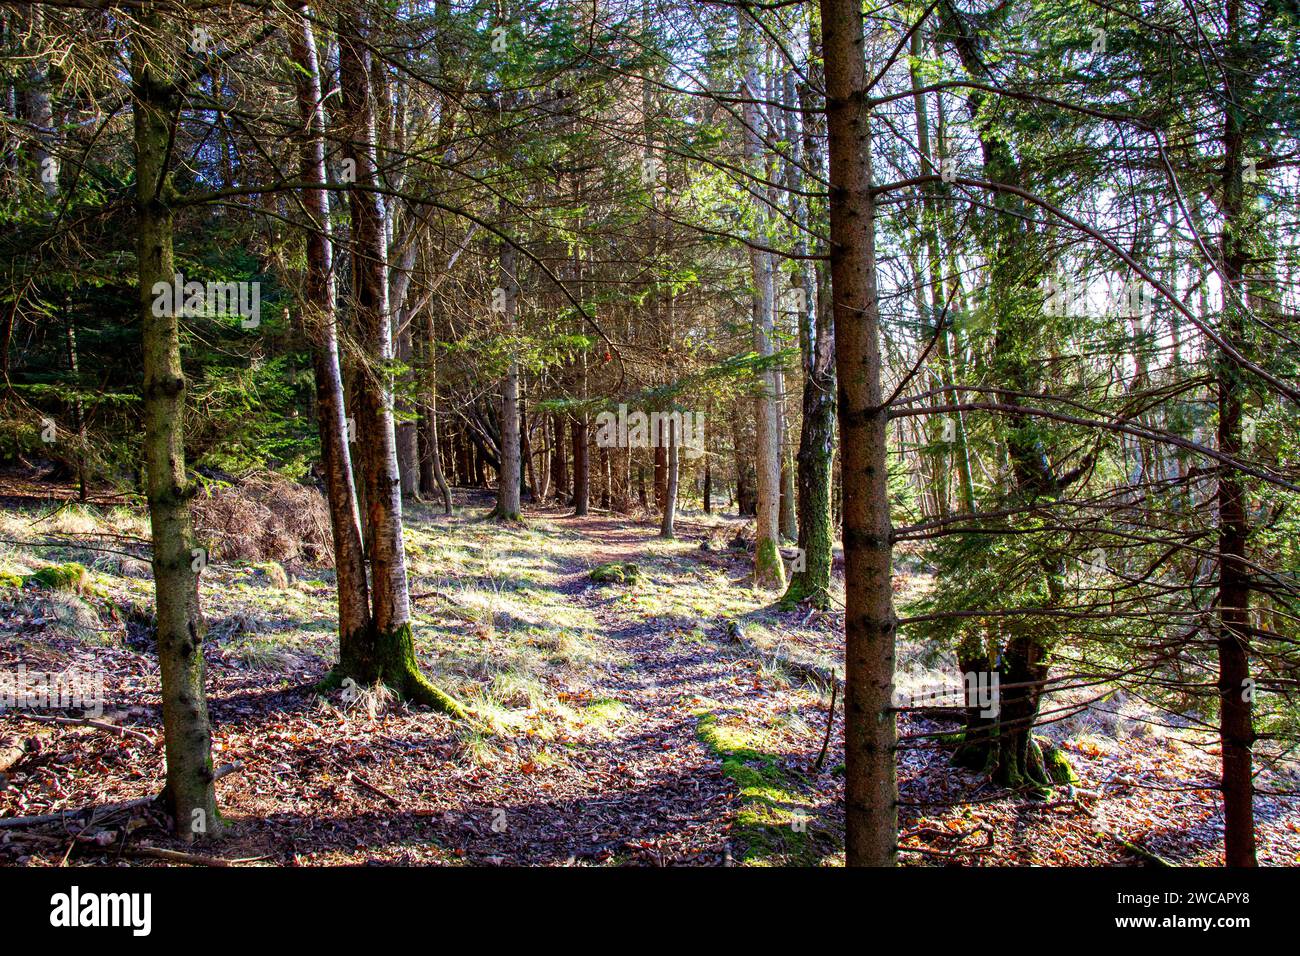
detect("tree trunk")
[551,412,569,501]
[703,454,712,514]
[522,395,541,502]
[394,325,422,499]
[335,11,462,716]
[612,447,630,513]
[910,29,975,516]
[654,439,667,512]
[820,0,897,866]
[739,11,785,590]
[417,305,452,513]
[732,404,757,517]
[290,5,371,652]
[1215,0,1256,865]
[782,68,837,610]
[660,418,678,538]
[572,413,589,516]
[132,8,219,838]
[491,237,522,521]
[779,409,798,541]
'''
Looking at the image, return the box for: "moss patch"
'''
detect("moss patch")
[696,711,833,866]
[590,562,640,585]
[584,697,628,722]
[25,562,90,594]
[1040,738,1080,786]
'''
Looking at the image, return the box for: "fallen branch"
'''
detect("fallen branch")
[119,845,236,867]
[213,761,243,783]
[349,770,401,807]
[0,795,154,829]
[0,761,242,830]
[11,712,155,746]
[1101,829,1176,867]
[897,842,996,858]
[9,831,268,867]
[897,823,996,857]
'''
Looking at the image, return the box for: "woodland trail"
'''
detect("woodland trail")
[1,488,844,867]
[459,514,754,865]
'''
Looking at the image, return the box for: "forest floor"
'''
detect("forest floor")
[1,481,1298,866]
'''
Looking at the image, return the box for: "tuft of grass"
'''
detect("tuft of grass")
[584,697,628,722]
[17,592,113,646]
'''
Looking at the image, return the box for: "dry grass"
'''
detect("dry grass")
[192,471,332,568]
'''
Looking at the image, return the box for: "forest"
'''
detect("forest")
[0,0,1297,883]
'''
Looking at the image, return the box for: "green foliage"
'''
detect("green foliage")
[188,355,318,479]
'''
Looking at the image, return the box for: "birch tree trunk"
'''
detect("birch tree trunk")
[290,4,371,652]
[738,10,785,589]
[659,418,678,538]
[491,237,522,520]
[335,11,462,715]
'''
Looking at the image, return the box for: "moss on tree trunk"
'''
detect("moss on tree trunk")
[322,623,466,718]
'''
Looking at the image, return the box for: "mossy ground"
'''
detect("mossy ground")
[589,562,639,585]
[696,711,840,866]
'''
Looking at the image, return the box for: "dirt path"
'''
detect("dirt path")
[455,515,746,865]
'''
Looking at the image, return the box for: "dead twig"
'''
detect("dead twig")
[349,770,401,807]
[10,831,269,867]
[812,680,838,774]
[897,823,996,857]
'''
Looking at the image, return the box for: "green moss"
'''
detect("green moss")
[753,538,786,590]
[0,570,24,589]
[590,562,639,585]
[324,621,469,720]
[778,574,827,611]
[25,562,89,594]
[696,712,833,866]
[1039,738,1079,786]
